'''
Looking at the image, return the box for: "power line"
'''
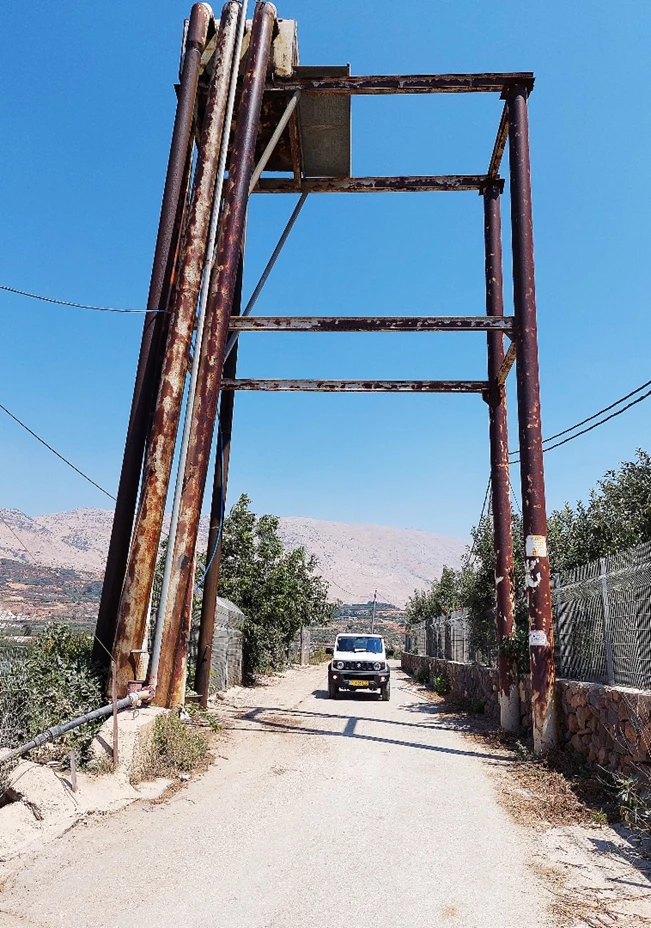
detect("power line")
[509,377,651,460]
[0,512,36,562]
[509,386,651,464]
[0,402,116,501]
[0,285,165,315]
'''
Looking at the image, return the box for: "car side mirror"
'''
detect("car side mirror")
[325,647,334,655]
[386,649,395,657]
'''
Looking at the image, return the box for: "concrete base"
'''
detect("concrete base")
[90,706,168,782]
[499,685,521,733]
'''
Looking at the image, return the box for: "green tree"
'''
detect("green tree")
[217,495,333,680]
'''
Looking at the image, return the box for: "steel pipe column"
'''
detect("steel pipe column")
[93,2,212,671]
[155,2,277,707]
[111,1,241,698]
[194,256,243,705]
[483,182,519,733]
[507,84,557,754]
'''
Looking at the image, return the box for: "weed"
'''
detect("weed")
[432,672,451,696]
[590,809,608,825]
[134,711,208,782]
[468,698,485,714]
[610,773,651,836]
[184,703,222,732]
[416,666,430,686]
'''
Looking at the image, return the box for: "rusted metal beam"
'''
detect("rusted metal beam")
[194,255,243,706]
[222,379,488,392]
[484,182,519,734]
[255,175,489,194]
[508,84,557,754]
[93,2,212,673]
[488,103,509,178]
[265,73,535,95]
[112,1,241,700]
[155,2,277,709]
[228,316,514,333]
[496,341,517,386]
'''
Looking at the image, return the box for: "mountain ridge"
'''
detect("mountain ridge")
[0,507,467,608]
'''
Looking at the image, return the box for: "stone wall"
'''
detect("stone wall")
[401,652,650,777]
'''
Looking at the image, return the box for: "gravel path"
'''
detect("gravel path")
[0,664,554,928]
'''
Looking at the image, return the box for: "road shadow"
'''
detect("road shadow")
[589,824,651,888]
[236,705,512,763]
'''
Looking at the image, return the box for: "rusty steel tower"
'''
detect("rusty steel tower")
[93,1,558,754]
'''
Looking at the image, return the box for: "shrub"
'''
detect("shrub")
[0,624,104,764]
[416,666,430,685]
[432,672,451,696]
[468,698,485,714]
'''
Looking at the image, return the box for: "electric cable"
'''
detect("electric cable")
[509,377,651,460]
[0,284,165,315]
[0,512,36,562]
[510,387,651,464]
[0,402,116,501]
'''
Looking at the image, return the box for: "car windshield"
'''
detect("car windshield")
[336,636,382,653]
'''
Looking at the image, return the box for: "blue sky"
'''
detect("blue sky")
[1,0,650,539]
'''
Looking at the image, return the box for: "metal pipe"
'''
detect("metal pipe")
[155,1,277,708]
[249,91,301,193]
[224,191,308,361]
[93,2,212,672]
[194,255,243,705]
[507,84,557,754]
[0,691,151,766]
[483,182,519,734]
[148,0,241,692]
[112,2,243,699]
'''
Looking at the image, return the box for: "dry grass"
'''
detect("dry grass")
[132,712,209,784]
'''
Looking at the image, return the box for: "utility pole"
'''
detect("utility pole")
[371,589,377,633]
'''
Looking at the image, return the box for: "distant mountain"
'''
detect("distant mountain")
[0,508,467,608]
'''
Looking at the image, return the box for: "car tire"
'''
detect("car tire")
[380,681,391,702]
[328,679,338,699]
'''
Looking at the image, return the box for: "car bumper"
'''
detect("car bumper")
[329,670,390,690]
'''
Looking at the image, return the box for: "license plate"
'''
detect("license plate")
[349,680,369,687]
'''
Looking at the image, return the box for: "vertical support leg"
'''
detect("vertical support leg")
[112,2,240,698]
[483,181,520,733]
[93,2,212,671]
[155,2,277,708]
[194,256,243,706]
[507,84,558,754]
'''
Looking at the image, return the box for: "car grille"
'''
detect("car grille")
[340,660,377,670]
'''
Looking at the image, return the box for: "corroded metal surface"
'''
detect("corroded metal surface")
[266,73,535,94]
[155,2,277,708]
[484,183,519,733]
[112,1,241,698]
[93,2,212,673]
[256,175,489,194]
[222,379,489,392]
[194,257,243,706]
[508,84,557,754]
[228,316,515,332]
[497,341,517,386]
[488,103,509,178]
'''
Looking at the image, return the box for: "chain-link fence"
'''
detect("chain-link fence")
[405,609,476,664]
[553,540,651,689]
[404,542,651,691]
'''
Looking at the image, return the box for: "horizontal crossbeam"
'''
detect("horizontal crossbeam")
[265,73,535,95]
[221,379,488,393]
[228,316,514,333]
[255,176,488,194]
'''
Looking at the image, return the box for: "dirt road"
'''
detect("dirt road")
[0,665,554,928]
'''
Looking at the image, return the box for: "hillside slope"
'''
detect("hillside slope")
[0,508,467,607]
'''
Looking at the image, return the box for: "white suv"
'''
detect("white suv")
[326,634,392,701]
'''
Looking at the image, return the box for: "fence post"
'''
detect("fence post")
[600,557,616,685]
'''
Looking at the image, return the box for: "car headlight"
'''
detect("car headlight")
[373,661,381,671]
[335,661,344,670]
